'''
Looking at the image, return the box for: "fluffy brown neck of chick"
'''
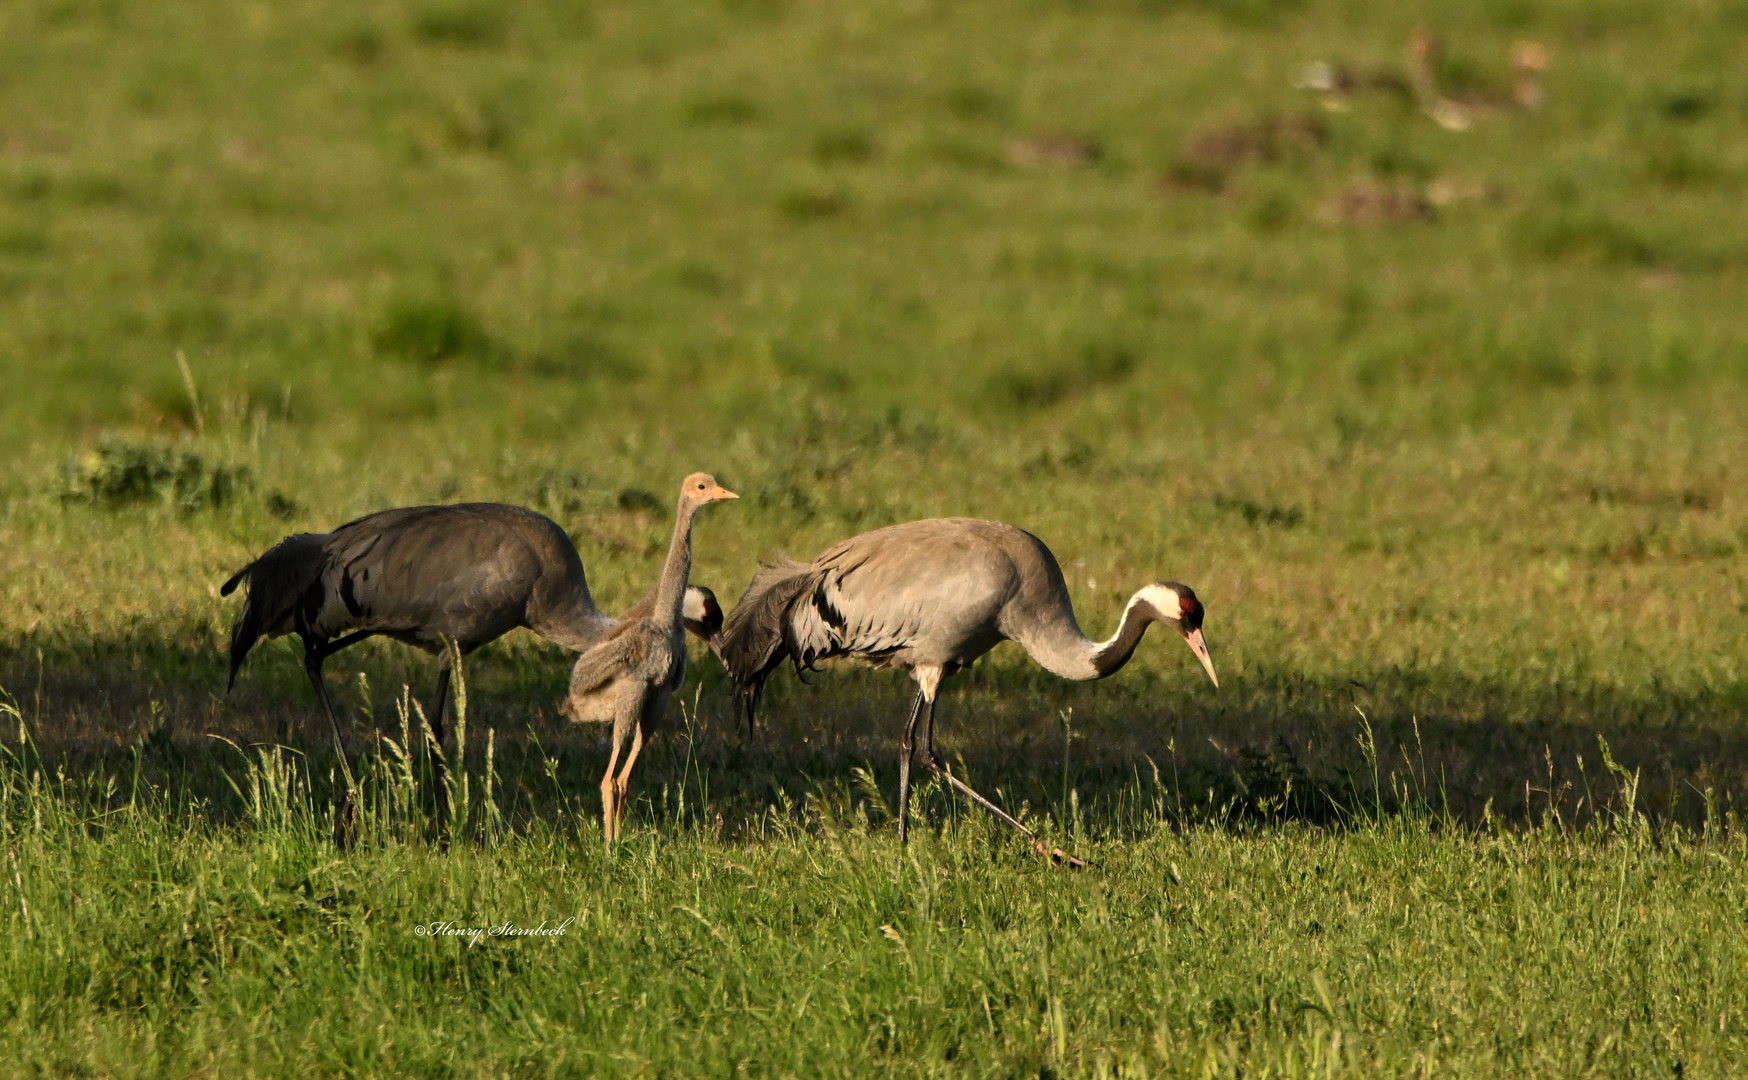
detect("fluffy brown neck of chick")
[651,491,707,635]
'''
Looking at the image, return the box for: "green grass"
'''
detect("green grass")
[4,707,1745,1077]
[2,0,1747,1074]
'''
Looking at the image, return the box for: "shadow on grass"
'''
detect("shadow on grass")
[3,626,1743,839]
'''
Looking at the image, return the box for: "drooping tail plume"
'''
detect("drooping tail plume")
[221,532,328,689]
[718,557,824,731]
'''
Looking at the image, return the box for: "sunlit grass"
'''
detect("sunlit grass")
[2,697,1744,1077]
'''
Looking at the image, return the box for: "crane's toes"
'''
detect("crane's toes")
[1042,844,1091,870]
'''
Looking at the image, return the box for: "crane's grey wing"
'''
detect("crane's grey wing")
[221,532,330,687]
[788,519,1018,669]
[720,519,1023,723]
[566,627,649,698]
[316,505,546,649]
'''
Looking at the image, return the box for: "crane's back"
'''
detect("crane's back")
[792,518,1070,670]
[314,503,593,650]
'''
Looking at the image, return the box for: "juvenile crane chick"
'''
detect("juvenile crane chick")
[561,473,737,843]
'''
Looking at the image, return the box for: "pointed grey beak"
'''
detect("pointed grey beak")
[1182,626,1218,688]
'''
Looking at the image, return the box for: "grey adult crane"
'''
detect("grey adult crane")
[719,517,1218,865]
[558,473,737,843]
[220,501,725,828]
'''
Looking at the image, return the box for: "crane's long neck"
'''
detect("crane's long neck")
[528,545,613,652]
[651,499,700,633]
[545,588,614,652]
[1021,590,1162,682]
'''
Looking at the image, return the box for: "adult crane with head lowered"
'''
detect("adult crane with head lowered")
[719,517,1218,864]
[221,501,725,827]
[559,473,738,843]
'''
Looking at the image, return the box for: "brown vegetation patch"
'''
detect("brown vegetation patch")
[1586,484,1715,512]
[1162,115,1326,193]
[1322,181,1434,225]
[1425,174,1508,208]
[1004,134,1101,168]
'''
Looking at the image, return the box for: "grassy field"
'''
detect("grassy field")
[2,0,1747,1074]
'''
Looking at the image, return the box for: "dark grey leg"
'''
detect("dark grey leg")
[922,746,1088,869]
[741,693,758,741]
[429,661,453,840]
[303,647,356,847]
[321,629,379,655]
[895,688,927,849]
[286,629,376,745]
[302,649,351,761]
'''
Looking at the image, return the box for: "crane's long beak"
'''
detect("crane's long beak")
[1182,626,1218,688]
[712,486,738,501]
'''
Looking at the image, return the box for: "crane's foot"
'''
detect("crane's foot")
[1044,846,1090,870]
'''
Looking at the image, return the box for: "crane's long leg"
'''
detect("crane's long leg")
[301,646,357,847]
[302,651,350,763]
[280,630,377,743]
[600,702,635,845]
[921,750,1089,869]
[917,691,1087,869]
[895,687,927,849]
[923,694,938,762]
[611,719,646,836]
[315,629,378,659]
[428,661,454,840]
[600,738,622,845]
[740,692,758,741]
